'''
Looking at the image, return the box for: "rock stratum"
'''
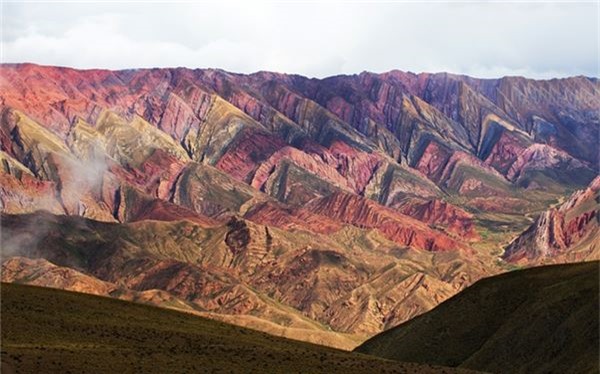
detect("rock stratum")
[0,63,598,349]
[504,176,600,264]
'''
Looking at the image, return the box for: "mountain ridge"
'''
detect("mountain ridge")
[7,62,598,82]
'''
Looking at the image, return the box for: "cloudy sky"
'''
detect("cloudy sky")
[1,1,598,79]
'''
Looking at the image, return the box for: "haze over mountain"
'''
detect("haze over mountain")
[0,63,598,349]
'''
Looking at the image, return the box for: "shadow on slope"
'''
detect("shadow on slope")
[356,261,599,374]
[0,283,479,374]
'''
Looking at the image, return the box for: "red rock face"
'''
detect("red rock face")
[504,176,600,263]
[157,89,208,141]
[124,198,219,227]
[483,130,529,174]
[306,192,468,252]
[215,130,286,182]
[327,140,382,193]
[250,146,351,192]
[1,64,596,252]
[415,141,454,182]
[0,172,63,215]
[133,149,188,199]
[506,143,591,184]
[1,64,595,257]
[395,198,478,240]
[243,201,342,235]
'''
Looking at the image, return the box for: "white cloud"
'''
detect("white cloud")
[1,1,598,79]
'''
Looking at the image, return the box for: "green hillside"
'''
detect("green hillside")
[356,261,599,374]
[0,283,476,374]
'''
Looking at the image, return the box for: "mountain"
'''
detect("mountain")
[356,261,599,374]
[1,283,481,374]
[504,176,600,264]
[0,63,598,348]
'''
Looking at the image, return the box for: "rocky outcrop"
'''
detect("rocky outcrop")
[243,201,342,235]
[506,143,594,189]
[306,192,468,252]
[121,196,219,227]
[1,255,361,350]
[214,128,286,182]
[251,145,352,192]
[395,198,478,240]
[504,177,600,263]
[0,210,491,346]
[0,153,64,215]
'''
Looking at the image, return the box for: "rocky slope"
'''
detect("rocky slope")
[504,176,600,264]
[0,63,598,348]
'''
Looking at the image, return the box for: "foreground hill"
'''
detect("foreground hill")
[0,283,478,374]
[356,261,599,373]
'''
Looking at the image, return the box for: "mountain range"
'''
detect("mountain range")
[0,63,598,349]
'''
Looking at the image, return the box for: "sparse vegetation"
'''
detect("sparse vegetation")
[1,283,476,374]
[357,261,600,374]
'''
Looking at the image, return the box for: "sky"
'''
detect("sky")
[1,1,598,79]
